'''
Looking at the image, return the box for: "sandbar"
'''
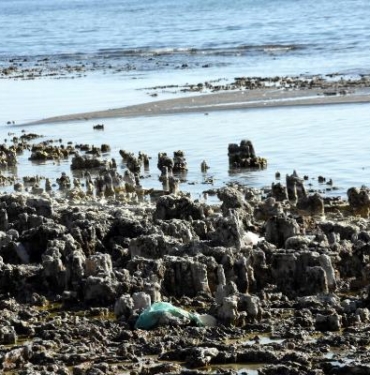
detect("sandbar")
[25,87,370,125]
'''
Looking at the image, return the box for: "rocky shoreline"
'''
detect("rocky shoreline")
[1,135,370,374]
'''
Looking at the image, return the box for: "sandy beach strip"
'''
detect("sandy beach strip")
[25,88,370,125]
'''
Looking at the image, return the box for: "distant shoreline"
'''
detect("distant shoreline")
[23,87,370,126]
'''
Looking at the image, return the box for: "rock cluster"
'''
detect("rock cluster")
[157,150,188,173]
[0,145,17,168]
[1,169,370,373]
[228,139,267,169]
[1,131,370,374]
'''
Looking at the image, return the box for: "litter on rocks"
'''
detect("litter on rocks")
[135,302,217,330]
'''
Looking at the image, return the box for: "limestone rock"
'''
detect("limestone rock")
[347,186,370,217]
[163,255,212,297]
[228,139,267,169]
[270,182,288,201]
[84,274,119,304]
[154,194,206,221]
[207,210,245,249]
[129,234,181,259]
[132,291,151,311]
[255,197,284,220]
[315,312,342,331]
[270,251,336,297]
[286,170,307,204]
[265,215,300,248]
[85,253,113,278]
[185,347,219,368]
[0,326,17,345]
[297,193,324,217]
[114,294,134,318]
[217,295,239,326]
[217,186,253,219]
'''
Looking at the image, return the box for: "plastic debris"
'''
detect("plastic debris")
[135,302,216,330]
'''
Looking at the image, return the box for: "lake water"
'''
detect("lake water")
[1,0,370,198]
[2,0,370,76]
[2,99,369,200]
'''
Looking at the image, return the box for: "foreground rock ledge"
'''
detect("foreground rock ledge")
[1,184,370,374]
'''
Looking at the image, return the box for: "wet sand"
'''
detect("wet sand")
[25,87,370,125]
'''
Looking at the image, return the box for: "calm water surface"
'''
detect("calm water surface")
[1,0,370,76]
[1,0,370,198]
[3,102,369,199]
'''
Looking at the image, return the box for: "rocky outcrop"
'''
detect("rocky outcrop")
[153,194,206,221]
[0,179,370,373]
[270,250,336,297]
[348,186,370,217]
[228,139,267,169]
[286,170,307,204]
[163,255,213,297]
[264,214,300,247]
[71,153,115,170]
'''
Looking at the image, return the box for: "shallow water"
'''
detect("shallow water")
[2,99,370,199]
[1,0,370,199]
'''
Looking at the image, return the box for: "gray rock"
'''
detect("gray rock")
[270,251,334,297]
[207,210,245,249]
[297,193,324,217]
[255,197,284,220]
[217,295,239,326]
[154,194,206,221]
[84,274,119,304]
[315,312,342,331]
[285,235,311,250]
[286,170,307,204]
[0,325,17,345]
[228,139,267,169]
[132,291,151,311]
[239,294,262,321]
[114,294,134,318]
[129,234,181,259]
[270,182,288,201]
[42,246,66,290]
[265,215,300,248]
[318,253,336,291]
[26,196,54,217]
[185,347,219,368]
[215,280,238,305]
[347,186,370,217]
[0,208,9,231]
[163,255,212,297]
[85,253,113,277]
[217,186,253,219]
[159,219,196,243]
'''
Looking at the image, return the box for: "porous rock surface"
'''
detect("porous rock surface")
[1,180,370,374]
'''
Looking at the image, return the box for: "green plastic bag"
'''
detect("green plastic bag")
[135,302,216,330]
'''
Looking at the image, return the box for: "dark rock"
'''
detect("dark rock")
[286,171,307,204]
[270,182,288,201]
[129,234,181,259]
[154,194,206,221]
[163,255,213,297]
[228,139,267,169]
[265,215,300,248]
[347,186,370,217]
[296,193,324,217]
